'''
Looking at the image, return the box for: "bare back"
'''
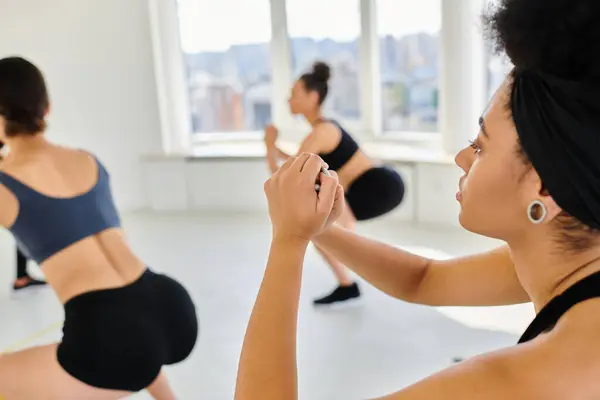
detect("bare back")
[0,144,145,303]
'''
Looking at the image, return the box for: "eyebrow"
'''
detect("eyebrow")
[479,117,490,139]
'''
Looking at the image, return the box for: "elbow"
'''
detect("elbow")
[400,258,433,305]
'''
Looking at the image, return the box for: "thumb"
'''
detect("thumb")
[334,184,344,203]
[316,172,338,214]
[330,184,345,216]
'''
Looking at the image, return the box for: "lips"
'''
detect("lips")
[457,178,465,202]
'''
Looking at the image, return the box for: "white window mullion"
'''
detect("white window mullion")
[439,0,486,154]
[269,0,302,141]
[359,0,381,140]
[148,0,192,154]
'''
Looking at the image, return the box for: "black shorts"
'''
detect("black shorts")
[345,166,405,221]
[57,269,198,392]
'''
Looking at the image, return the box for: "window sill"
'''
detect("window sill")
[190,131,263,142]
[374,130,442,147]
[190,129,442,146]
[141,139,455,165]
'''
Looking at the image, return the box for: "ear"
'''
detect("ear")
[308,90,320,106]
[521,167,562,223]
[538,192,562,222]
[44,105,50,117]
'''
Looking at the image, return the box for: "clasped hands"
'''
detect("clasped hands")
[264,153,344,244]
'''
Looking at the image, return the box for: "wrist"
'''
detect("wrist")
[272,234,310,249]
[313,226,333,241]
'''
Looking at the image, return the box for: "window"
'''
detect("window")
[377,0,441,133]
[487,52,512,101]
[177,0,272,134]
[286,0,361,121]
[156,0,491,151]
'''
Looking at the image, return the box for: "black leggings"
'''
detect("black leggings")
[16,247,28,279]
[57,268,198,392]
[345,166,405,221]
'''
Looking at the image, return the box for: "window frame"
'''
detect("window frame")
[149,0,488,154]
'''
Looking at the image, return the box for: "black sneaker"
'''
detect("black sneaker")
[13,277,48,291]
[313,283,361,308]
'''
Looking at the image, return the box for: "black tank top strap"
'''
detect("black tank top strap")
[519,270,600,343]
[316,119,359,171]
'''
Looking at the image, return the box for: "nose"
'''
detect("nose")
[454,146,471,173]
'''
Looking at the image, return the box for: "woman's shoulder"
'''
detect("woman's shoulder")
[3,145,101,177]
[554,296,600,348]
[478,327,597,395]
[54,144,94,156]
[306,121,342,153]
[317,119,343,132]
[389,331,596,399]
[312,120,343,141]
[518,314,600,394]
[53,146,101,165]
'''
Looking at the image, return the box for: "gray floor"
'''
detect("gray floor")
[0,212,530,399]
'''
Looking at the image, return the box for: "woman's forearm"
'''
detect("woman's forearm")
[313,226,430,302]
[265,145,281,174]
[277,147,292,159]
[235,237,308,400]
[266,144,294,174]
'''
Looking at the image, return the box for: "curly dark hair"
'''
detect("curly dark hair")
[483,0,600,252]
[484,0,600,79]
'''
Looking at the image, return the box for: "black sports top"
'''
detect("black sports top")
[317,119,359,172]
[519,270,600,343]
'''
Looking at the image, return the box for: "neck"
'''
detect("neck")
[507,233,600,312]
[304,110,323,126]
[4,134,48,154]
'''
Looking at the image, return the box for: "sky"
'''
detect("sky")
[177,0,441,53]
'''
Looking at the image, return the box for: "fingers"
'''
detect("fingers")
[277,156,296,174]
[277,153,329,193]
[316,170,339,213]
[289,152,313,172]
[275,154,309,177]
[327,171,343,210]
[304,158,328,187]
[334,182,344,201]
[290,153,327,172]
[320,167,332,177]
[332,184,344,211]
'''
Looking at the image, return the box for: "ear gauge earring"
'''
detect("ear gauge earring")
[527,200,548,224]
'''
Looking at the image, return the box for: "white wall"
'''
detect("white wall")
[142,156,462,227]
[0,0,162,211]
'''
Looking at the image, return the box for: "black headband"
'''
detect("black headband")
[511,69,600,230]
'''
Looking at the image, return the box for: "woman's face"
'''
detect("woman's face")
[455,79,552,240]
[288,80,319,115]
